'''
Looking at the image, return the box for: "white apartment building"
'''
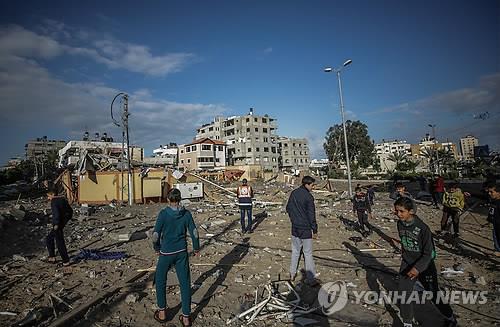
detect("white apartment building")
[460,135,479,161]
[374,140,412,172]
[178,138,226,171]
[195,109,279,172]
[278,137,310,171]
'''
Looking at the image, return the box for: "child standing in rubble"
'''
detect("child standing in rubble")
[152,188,200,326]
[352,187,373,237]
[440,182,464,238]
[393,197,456,327]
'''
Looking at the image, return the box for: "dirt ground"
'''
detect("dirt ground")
[0,180,499,326]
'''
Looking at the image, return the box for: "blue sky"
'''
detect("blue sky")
[0,0,498,165]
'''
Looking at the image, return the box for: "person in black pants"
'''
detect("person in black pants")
[352,187,372,237]
[392,197,456,327]
[46,189,72,265]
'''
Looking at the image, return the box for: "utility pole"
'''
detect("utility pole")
[111,93,134,206]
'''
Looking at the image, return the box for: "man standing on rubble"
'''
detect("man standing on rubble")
[46,189,72,266]
[286,176,318,285]
[237,178,254,233]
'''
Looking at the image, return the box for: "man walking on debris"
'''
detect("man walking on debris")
[286,176,318,285]
[237,178,254,233]
[486,183,500,257]
[152,188,200,326]
[352,186,373,237]
[46,189,72,266]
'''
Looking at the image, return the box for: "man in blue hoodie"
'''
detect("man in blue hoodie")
[153,188,200,326]
[286,176,318,285]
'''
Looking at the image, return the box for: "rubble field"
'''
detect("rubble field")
[0,180,499,327]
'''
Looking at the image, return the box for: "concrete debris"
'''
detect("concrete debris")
[125,293,139,304]
[0,177,497,327]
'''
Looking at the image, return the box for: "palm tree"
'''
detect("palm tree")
[387,152,408,172]
[420,147,436,173]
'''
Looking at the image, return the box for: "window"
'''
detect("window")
[262,118,267,123]
[263,128,268,133]
[216,158,220,162]
[181,159,184,164]
[254,118,258,122]
[284,143,288,147]
[248,148,252,152]
[255,128,259,132]
[255,147,260,152]
[180,150,184,154]
[187,158,191,163]
[201,129,205,134]
[271,147,276,153]
[263,157,269,162]
[246,118,250,122]
[202,145,211,150]
[209,127,213,131]
[218,146,223,151]
[256,157,260,162]
[186,147,191,153]
[264,147,269,152]
[246,128,250,132]
[263,137,268,142]
[191,145,197,151]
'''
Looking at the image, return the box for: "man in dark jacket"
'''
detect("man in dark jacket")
[487,183,500,257]
[46,189,72,265]
[286,176,318,284]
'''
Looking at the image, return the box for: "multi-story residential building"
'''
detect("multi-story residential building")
[417,134,458,158]
[373,140,412,173]
[195,109,279,171]
[151,143,179,166]
[25,137,67,161]
[178,138,226,171]
[374,140,412,156]
[460,135,479,161]
[277,137,310,171]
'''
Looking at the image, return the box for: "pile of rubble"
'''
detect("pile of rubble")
[0,177,498,327]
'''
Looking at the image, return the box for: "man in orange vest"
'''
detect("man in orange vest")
[237,178,254,233]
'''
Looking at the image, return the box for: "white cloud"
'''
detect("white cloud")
[372,73,500,149]
[0,22,196,77]
[0,29,226,161]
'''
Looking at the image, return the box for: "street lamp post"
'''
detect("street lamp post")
[428,124,440,174]
[325,59,353,197]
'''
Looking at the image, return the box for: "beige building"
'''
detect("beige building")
[460,135,478,161]
[178,138,226,171]
[195,109,279,172]
[278,137,310,171]
[25,137,67,161]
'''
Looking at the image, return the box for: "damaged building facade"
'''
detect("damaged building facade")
[195,109,310,173]
[178,138,226,171]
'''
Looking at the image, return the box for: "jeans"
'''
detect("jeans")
[290,236,316,281]
[398,261,453,324]
[357,211,371,232]
[46,224,69,263]
[155,251,191,316]
[240,206,252,232]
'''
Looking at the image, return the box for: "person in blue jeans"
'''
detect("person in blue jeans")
[236,178,254,233]
[153,188,200,326]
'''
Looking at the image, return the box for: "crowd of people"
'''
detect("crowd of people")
[42,175,499,326]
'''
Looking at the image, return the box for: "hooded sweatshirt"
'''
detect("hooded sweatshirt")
[153,206,200,255]
[443,189,464,210]
[397,215,436,274]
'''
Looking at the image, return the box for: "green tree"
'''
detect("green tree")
[324,120,374,169]
[387,152,408,171]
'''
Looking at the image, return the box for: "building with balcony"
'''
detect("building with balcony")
[25,137,67,161]
[178,138,226,171]
[195,109,279,172]
[278,137,310,171]
[460,135,479,161]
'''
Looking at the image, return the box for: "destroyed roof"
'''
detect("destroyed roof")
[186,138,225,146]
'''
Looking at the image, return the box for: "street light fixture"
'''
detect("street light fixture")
[324,59,353,197]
